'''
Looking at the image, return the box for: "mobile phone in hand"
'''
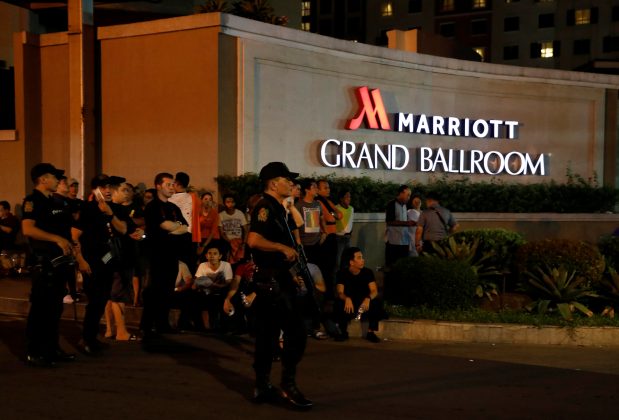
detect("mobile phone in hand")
[94,188,105,201]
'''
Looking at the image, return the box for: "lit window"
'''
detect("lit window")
[301,22,311,31]
[472,0,486,8]
[382,1,393,17]
[540,41,553,58]
[302,1,311,17]
[575,9,590,25]
[441,0,455,11]
[474,47,486,61]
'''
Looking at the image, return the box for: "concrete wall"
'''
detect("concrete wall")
[98,14,221,191]
[231,14,617,186]
[4,31,71,210]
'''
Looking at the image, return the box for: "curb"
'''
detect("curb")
[3,295,619,347]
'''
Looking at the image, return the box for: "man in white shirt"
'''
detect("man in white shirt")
[169,171,200,268]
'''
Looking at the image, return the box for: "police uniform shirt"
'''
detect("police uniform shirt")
[75,200,135,262]
[249,193,296,271]
[22,189,72,257]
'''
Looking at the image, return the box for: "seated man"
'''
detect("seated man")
[194,241,233,331]
[334,247,384,343]
[172,260,206,332]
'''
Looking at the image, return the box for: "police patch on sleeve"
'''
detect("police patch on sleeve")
[23,201,34,213]
[257,207,269,222]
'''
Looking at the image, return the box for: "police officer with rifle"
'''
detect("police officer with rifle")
[247,162,313,410]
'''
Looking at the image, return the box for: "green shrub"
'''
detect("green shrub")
[514,239,605,287]
[450,229,525,277]
[214,173,618,213]
[389,257,477,310]
[598,236,619,271]
[428,236,501,300]
[214,173,262,209]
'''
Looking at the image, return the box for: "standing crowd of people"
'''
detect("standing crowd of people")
[9,161,409,410]
[2,161,462,409]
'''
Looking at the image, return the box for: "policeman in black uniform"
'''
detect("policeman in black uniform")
[247,162,313,410]
[22,163,77,367]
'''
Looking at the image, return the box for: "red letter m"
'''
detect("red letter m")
[346,86,391,131]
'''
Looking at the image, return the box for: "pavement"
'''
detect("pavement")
[1,275,619,419]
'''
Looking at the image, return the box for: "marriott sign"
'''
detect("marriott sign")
[319,86,547,176]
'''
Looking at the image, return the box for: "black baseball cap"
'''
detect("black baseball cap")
[259,162,299,181]
[31,163,65,182]
[91,174,126,189]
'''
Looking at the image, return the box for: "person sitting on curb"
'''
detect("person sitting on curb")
[334,247,384,343]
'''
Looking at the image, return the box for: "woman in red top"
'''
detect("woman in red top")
[197,192,220,257]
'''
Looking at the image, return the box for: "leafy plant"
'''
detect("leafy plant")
[428,236,501,300]
[196,0,288,25]
[195,0,231,13]
[515,239,605,287]
[390,257,477,310]
[524,265,598,320]
[598,236,619,272]
[597,266,619,318]
[451,229,525,291]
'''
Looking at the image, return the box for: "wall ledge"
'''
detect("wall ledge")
[0,130,17,141]
[356,212,619,223]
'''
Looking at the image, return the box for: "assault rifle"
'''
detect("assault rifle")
[278,212,320,313]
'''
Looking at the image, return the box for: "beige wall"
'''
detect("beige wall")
[98,15,221,191]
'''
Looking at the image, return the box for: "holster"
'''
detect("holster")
[253,267,282,297]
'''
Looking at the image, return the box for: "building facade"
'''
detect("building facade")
[303,0,619,72]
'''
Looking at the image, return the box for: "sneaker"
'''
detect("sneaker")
[366,331,381,343]
[63,294,74,304]
[309,330,328,340]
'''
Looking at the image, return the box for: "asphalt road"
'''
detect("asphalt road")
[1,314,618,420]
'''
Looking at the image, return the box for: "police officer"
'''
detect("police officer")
[247,162,313,410]
[22,163,77,367]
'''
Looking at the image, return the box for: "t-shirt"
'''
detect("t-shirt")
[0,213,19,250]
[295,199,322,246]
[407,208,420,249]
[194,261,233,294]
[385,199,410,246]
[144,196,190,259]
[169,192,194,233]
[336,267,375,302]
[199,207,220,240]
[218,209,247,240]
[417,206,457,241]
[335,204,354,235]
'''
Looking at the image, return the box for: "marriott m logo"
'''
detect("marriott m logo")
[346,86,391,131]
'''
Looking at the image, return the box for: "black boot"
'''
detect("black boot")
[281,370,313,410]
[253,376,279,404]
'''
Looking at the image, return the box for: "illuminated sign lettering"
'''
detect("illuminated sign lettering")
[319,86,548,176]
[346,87,391,131]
